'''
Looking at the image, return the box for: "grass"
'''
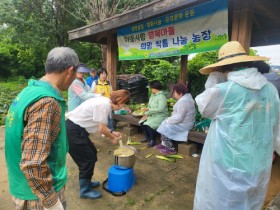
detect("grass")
[0,80,27,125]
[124,198,136,206]
[144,184,173,202]
[0,78,69,126]
[144,194,155,202]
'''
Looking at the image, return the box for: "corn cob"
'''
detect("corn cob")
[165,154,183,159]
[127,141,142,145]
[156,155,172,162]
[146,153,154,158]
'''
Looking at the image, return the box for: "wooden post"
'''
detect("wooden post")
[179,55,188,84]
[231,0,253,53]
[106,30,117,90]
[231,0,240,41]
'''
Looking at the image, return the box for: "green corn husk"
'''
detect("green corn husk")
[165,154,183,159]
[126,137,131,145]
[127,141,142,145]
[156,155,172,162]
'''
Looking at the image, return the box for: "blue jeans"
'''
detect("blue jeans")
[108,116,114,131]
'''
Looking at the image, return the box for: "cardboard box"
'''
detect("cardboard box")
[178,143,197,157]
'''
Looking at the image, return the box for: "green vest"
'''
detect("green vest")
[5,79,68,200]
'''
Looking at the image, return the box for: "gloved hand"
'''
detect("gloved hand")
[205,71,227,89]
[43,199,64,210]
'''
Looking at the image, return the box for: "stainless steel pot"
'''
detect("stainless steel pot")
[114,152,136,168]
[113,146,137,168]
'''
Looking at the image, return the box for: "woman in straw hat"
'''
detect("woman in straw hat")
[65,90,130,200]
[193,41,280,210]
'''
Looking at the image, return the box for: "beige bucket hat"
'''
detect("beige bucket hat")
[199,41,270,75]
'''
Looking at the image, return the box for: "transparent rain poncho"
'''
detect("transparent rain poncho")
[68,78,100,111]
[157,93,196,141]
[194,68,280,210]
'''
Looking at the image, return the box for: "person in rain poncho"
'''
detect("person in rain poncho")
[68,63,100,111]
[256,61,280,97]
[139,80,168,147]
[193,41,280,210]
[156,83,196,155]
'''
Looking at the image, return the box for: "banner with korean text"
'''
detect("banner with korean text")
[117,0,228,60]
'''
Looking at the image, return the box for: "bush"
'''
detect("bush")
[140,59,179,88]
[0,80,27,125]
[18,76,27,85]
[187,51,218,97]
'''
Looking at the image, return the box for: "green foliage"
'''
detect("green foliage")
[187,51,218,97]
[117,51,217,98]
[0,0,88,79]
[0,43,18,79]
[118,59,152,74]
[0,80,26,125]
[0,0,262,104]
[17,76,27,85]
[249,48,258,56]
[69,42,102,69]
[17,47,45,78]
[140,59,179,86]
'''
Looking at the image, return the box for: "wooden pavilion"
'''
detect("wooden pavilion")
[68,0,280,90]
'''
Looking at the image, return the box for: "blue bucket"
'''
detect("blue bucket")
[107,165,136,193]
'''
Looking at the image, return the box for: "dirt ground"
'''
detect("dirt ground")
[0,124,280,210]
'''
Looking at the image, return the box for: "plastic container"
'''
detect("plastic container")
[107,165,136,193]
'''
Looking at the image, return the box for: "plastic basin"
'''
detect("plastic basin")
[107,165,136,193]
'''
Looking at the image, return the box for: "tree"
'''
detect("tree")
[0,43,18,79]
[72,0,153,23]
[0,0,89,78]
[0,0,154,78]
[72,0,154,67]
[188,51,218,97]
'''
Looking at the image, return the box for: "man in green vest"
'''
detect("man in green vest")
[5,47,79,210]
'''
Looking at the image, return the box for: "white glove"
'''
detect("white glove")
[43,199,64,210]
[205,71,227,89]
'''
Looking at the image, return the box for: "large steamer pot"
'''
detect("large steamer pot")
[114,153,136,168]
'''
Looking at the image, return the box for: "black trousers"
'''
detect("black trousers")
[140,123,157,141]
[66,119,97,179]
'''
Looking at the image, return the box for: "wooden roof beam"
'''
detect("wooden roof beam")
[68,0,209,42]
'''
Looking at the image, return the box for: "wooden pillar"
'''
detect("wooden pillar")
[179,55,188,84]
[106,30,118,90]
[231,0,253,53]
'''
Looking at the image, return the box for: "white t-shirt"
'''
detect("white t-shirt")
[66,97,111,133]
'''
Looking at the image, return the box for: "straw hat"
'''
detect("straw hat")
[199,41,270,75]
